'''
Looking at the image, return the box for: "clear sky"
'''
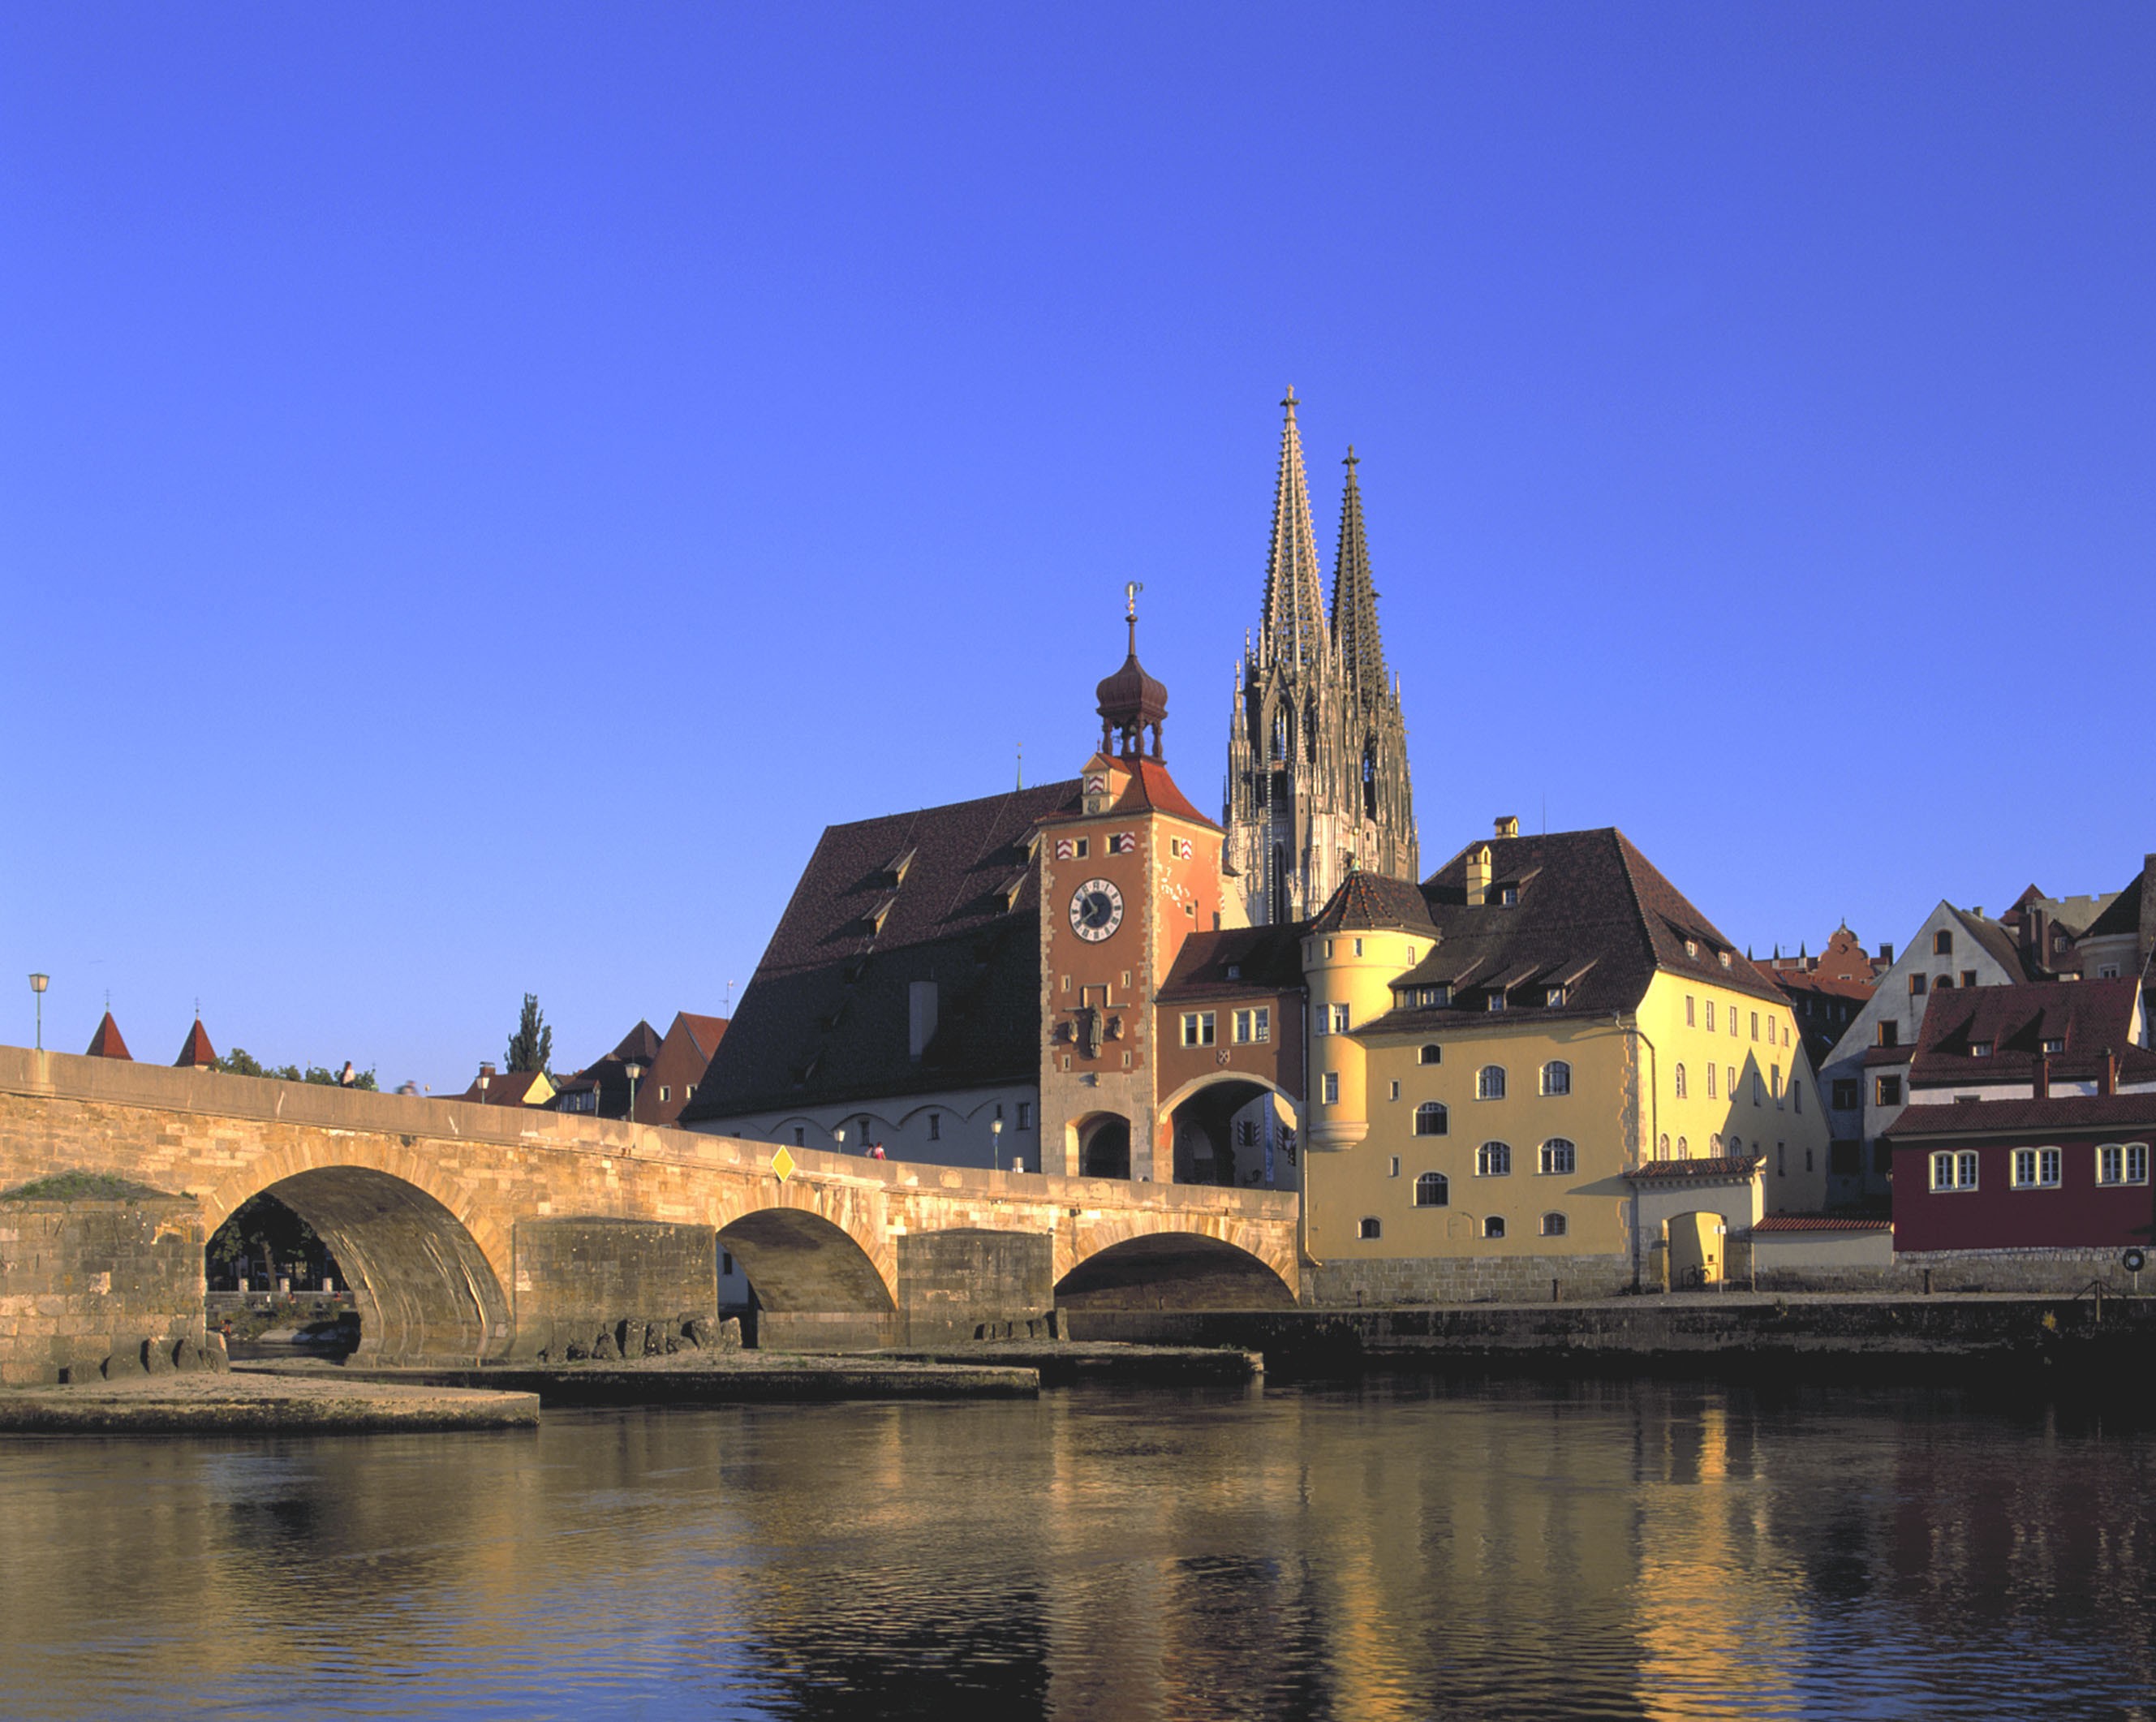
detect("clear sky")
[5,6,2153,1093]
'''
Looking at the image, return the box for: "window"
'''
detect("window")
[1418,1043,1442,1065]
[927,1113,940,1140]
[1181,1012,1216,1048]
[1539,1139,1576,1175]
[1909,974,1928,997]
[1833,1078,1859,1111]
[1233,1008,1271,1044]
[1676,1135,1689,1157]
[1540,1212,1568,1238]
[1728,1009,1738,1038]
[1477,1141,1513,1177]
[1707,1063,1718,1100]
[1685,939,1698,958]
[1875,1075,1903,1107]
[1414,1172,1448,1208]
[1961,971,1977,989]
[1719,951,1732,970]
[1930,1151,1980,1191]
[1969,1041,1994,1058]
[1779,1143,1787,1177]
[1388,1156,1401,1177]
[1674,1063,1688,1100]
[1792,1081,1802,1115]
[1500,886,1519,906]
[1330,1004,1352,1034]
[2041,1037,2064,1056]
[1727,1065,1736,1099]
[1325,939,1335,958]
[791,1125,806,1146]
[1414,1102,1448,1136]
[659,1086,670,1102]
[1389,1080,1401,1101]
[721,1251,735,1276]
[1322,1072,1340,1104]
[1541,1061,1571,1096]
[1477,1065,1506,1100]
[2098,1143,2150,1186]
[1074,837,1089,859]
[1483,1216,1506,1239]
[1017,1102,1031,1130]
[1486,992,1507,1013]
[1934,930,1953,956]
[1878,1021,1899,1048]
[1545,986,1566,1007]
[1351,938,1365,957]
[1358,1216,1382,1241]
[1772,1065,1782,1103]
[1751,1011,1761,1040]
[1107,833,1133,855]
[1686,996,1697,1027]
[1706,1001,1716,1033]
[1657,1133,1670,1160]
[2012,1147,2062,1189]
[1418,986,1450,1008]
[1934,975,1952,991]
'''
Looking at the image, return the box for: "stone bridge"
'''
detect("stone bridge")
[0,1047,1300,1383]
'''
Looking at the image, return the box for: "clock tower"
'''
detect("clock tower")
[1039,588,1234,1181]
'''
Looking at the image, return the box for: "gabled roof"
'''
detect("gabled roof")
[1358,828,1783,1035]
[1156,924,1308,1003]
[1909,977,2156,1089]
[173,1019,217,1068]
[682,779,1081,1121]
[458,1066,553,1107]
[84,1012,132,1061]
[605,1020,664,1067]
[678,1013,729,1061]
[1945,905,2033,982]
[1038,756,1216,830]
[2083,867,2145,941]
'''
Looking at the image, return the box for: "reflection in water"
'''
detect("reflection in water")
[0,1380,2151,1720]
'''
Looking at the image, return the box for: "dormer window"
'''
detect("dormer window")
[1544,986,1566,1007]
[1419,985,1449,1008]
[1500,886,1518,907]
[1685,939,1698,958]
[1718,951,1732,970]
[1969,1042,1993,1057]
[1225,963,1242,981]
[2042,1037,2065,1055]
[1486,992,1507,1012]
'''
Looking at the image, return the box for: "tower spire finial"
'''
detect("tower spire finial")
[1260,388,1326,671]
[1330,441,1386,697]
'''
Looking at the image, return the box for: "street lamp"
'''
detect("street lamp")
[623,1061,644,1121]
[992,1115,1003,1172]
[28,974,48,1053]
[833,1126,846,1152]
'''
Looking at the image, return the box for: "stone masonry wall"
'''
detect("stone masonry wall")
[1306,1250,1633,1307]
[510,1218,720,1360]
[0,1198,206,1386]
[896,1229,1053,1343]
[1754,1246,2148,1297]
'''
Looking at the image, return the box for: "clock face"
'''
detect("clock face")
[1068,877,1125,942]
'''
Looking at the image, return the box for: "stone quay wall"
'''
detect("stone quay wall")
[1306,1251,1633,1308]
[0,1197,208,1386]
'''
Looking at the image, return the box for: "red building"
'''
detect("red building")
[1883,978,2156,1253]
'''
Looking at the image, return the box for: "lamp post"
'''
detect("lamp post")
[834,1126,847,1153]
[992,1115,1003,1172]
[623,1060,644,1121]
[28,974,47,1053]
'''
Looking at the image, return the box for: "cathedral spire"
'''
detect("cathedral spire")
[1259,387,1329,673]
[1330,444,1386,700]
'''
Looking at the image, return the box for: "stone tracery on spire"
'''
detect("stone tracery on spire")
[1259,386,1331,674]
[1330,444,1387,700]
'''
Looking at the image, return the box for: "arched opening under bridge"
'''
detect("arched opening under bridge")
[1056,1233,1296,1312]
[718,1207,897,1350]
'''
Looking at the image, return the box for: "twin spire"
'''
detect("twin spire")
[1258,387,1387,696]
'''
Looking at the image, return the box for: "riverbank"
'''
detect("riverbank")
[873,1341,1263,1385]
[0,1371,539,1432]
[1067,1291,2156,1388]
[265,1352,1044,1403]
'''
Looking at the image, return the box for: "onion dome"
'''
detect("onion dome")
[1096,592,1168,761]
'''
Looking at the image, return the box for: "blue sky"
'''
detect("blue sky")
[5,6,2152,1091]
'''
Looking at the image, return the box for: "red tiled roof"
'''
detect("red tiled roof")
[1749,1214,1892,1233]
[679,1013,729,1060]
[1625,1155,1762,1182]
[1909,977,2153,1088]
[84,1012,132,1061]
[173,1019,217,1068]
[1884,1094,2156,1137]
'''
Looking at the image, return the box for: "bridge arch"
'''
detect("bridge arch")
[205,1157,512,1365]
[1056,1227,1297,1311]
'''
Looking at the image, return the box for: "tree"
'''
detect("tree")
[506,993,553,1074]
[213,1048,378,1091]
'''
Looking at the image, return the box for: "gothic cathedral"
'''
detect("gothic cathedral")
[1224,390,1418,926]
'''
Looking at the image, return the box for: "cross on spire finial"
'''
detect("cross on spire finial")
[1281,384,1300,414]
[1343,444,1358,469]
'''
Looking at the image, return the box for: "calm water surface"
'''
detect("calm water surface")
[1,1377,2151,1720]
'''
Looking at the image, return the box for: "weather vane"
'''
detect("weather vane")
[1125,580,1143,619]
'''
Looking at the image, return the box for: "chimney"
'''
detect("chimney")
[2029,906,2051,970]
[2033,1053,2050,1101]
[2102,1048,2118,1097]
[1879,942,1896,965]
[1465,845,1492,906]
[1494,815,1520,839]
[2141,854,2156,966]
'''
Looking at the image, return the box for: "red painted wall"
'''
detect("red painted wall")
[1892,1132,2156,1251]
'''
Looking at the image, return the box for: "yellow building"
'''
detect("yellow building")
[1302,820,1831,1302]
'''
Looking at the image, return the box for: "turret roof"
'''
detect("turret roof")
[174,1018,217,1068]
[84,1011,132,1061]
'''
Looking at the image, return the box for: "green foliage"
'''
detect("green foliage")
[213,1048,377,1091]
[506,992,553,1074]
[207,1191,331,1271]
[0,1171,173,1203]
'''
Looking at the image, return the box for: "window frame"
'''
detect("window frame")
[1358,1216,1382,1241]
[1476,1140,1513,1177]
[1419,1043,1442,1065]
[1476,1065,1506,1101]
[1540,1060,1571,1097]
[1483,1215,1506,1239]
[1414,1101,1448,1137]
[2012,1146,2062,1190]
[1414,1171,1448,1208]
[1538,1138,1576,1176]
[1539,1211,1568,1238]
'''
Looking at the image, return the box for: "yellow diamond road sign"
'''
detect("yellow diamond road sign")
[771,1146,797,1183]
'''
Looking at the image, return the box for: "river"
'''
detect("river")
[0,1375,2150,1720]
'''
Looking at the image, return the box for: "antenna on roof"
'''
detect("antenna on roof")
[724,979,735,1018]
[1016,742,1023,790]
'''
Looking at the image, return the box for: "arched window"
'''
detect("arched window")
[1540,1212,1568,1238]
[1477,1065,1506,1100]
[1414,1171,1448,1208]
[1358,1216,1382,1240]
[1657,1133,1671,1160]
[1414,1101,1448,1137]
[1541,1060,1571,1096]
[1728,1134,1741,1153]
[1483,1216,1506,1239]
[1538,1138,1575,1175]
[1710,1133,1723,1153]
[1477,1141,1512,1177]
[1419,1044,1443,1066]
[1674,1062,1688,1100]
[1676,1135,1689,1158]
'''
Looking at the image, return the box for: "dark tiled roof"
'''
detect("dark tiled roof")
[1625,1155,1762,1182]
[1861,1045,1914,1067]
[2083,868,2145,941]
[682,780,1082,1121]
[1307,870,1435,934]
[84,1012,132,1061]
[1358,828,1780,1034]
[1749,1214,1893,1233]
[1885,1094,2156,1137]
[173,1019,217,1068]
[458,1068,551,1107]
[1947,906,2034,983]
[1909,978,2156,1088]
[1156,924,1308,1002]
